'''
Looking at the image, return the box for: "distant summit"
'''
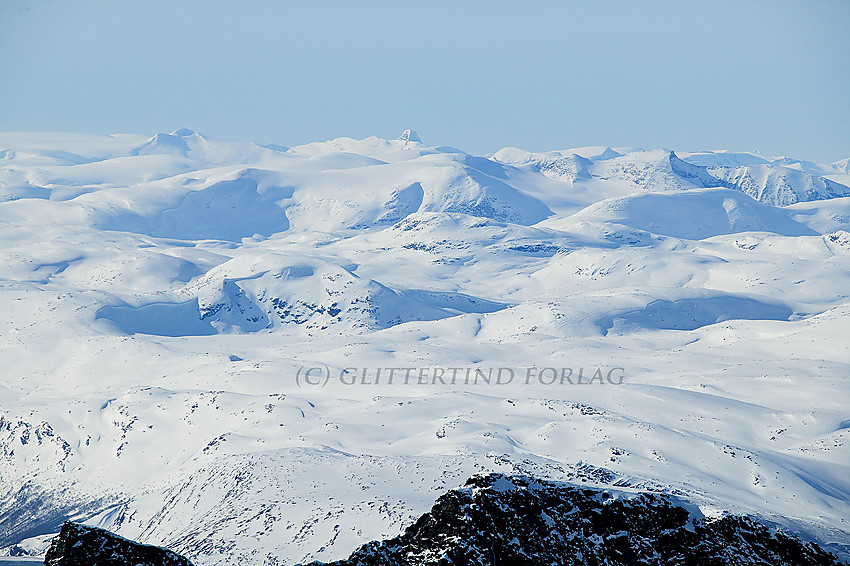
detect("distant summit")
[397,129,422,144]
[594,146,623,160]
[170,128,197,137]
[130,133,191,157]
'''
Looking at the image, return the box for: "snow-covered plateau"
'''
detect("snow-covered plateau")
[1,129,849,564]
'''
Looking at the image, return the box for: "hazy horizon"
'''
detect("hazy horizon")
[2,0,848,162]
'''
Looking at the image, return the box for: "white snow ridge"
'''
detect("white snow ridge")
[1,130,850,565]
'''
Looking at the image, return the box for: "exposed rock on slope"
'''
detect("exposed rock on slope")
[94,252,507,336]
[707,164,850,206]
[308,474,845,566]
[398,129,422,144]
[44,521,193,566]
[492,147,850,206]
[3,131,850,566]
[597,151,850,205]
[489,147,593,183]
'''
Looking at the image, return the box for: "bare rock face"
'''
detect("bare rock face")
[37,477,847,566]
[307,474,845,566]
[44,521,192,566]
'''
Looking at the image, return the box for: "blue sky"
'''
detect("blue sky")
[2,0,848,162]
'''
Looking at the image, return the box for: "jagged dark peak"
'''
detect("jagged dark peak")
[44,521,193,566]
[307,473,845,566]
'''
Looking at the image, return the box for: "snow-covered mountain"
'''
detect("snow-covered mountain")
[315,474,846,566]
[492,146,850,206]
[1,129,850,565]
[42,479,847,566]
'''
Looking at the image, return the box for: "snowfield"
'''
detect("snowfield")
[1,129,849,564]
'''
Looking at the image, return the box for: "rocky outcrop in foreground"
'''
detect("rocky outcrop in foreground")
[44,521,192,566]
[41,476,845,566]
[307,474,845,566]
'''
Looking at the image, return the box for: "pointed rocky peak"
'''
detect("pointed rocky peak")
[397,129,422,144]
[593,146,623,161]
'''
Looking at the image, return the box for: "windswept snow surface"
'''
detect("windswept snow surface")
[1,130,850,564]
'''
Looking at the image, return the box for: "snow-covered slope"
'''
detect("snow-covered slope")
[492,147,850,206]
[707,164,850,206]
[565,188,817,240]
[1,130,850,565]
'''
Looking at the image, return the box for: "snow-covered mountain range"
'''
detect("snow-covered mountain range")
[1,129,849,564]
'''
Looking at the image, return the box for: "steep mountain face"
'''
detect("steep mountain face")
[44,522,192,566]
[707,164,850,206]
[398,129,423,144]
[489,147,593,183]
[491,147,850,206]
[593,150,723,192]
[311,474,844,566]
[595,150,850,205]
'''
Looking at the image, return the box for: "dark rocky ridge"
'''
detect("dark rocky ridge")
[306,473,845,566]
[38,475,845,566]
[43,521,192,566]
